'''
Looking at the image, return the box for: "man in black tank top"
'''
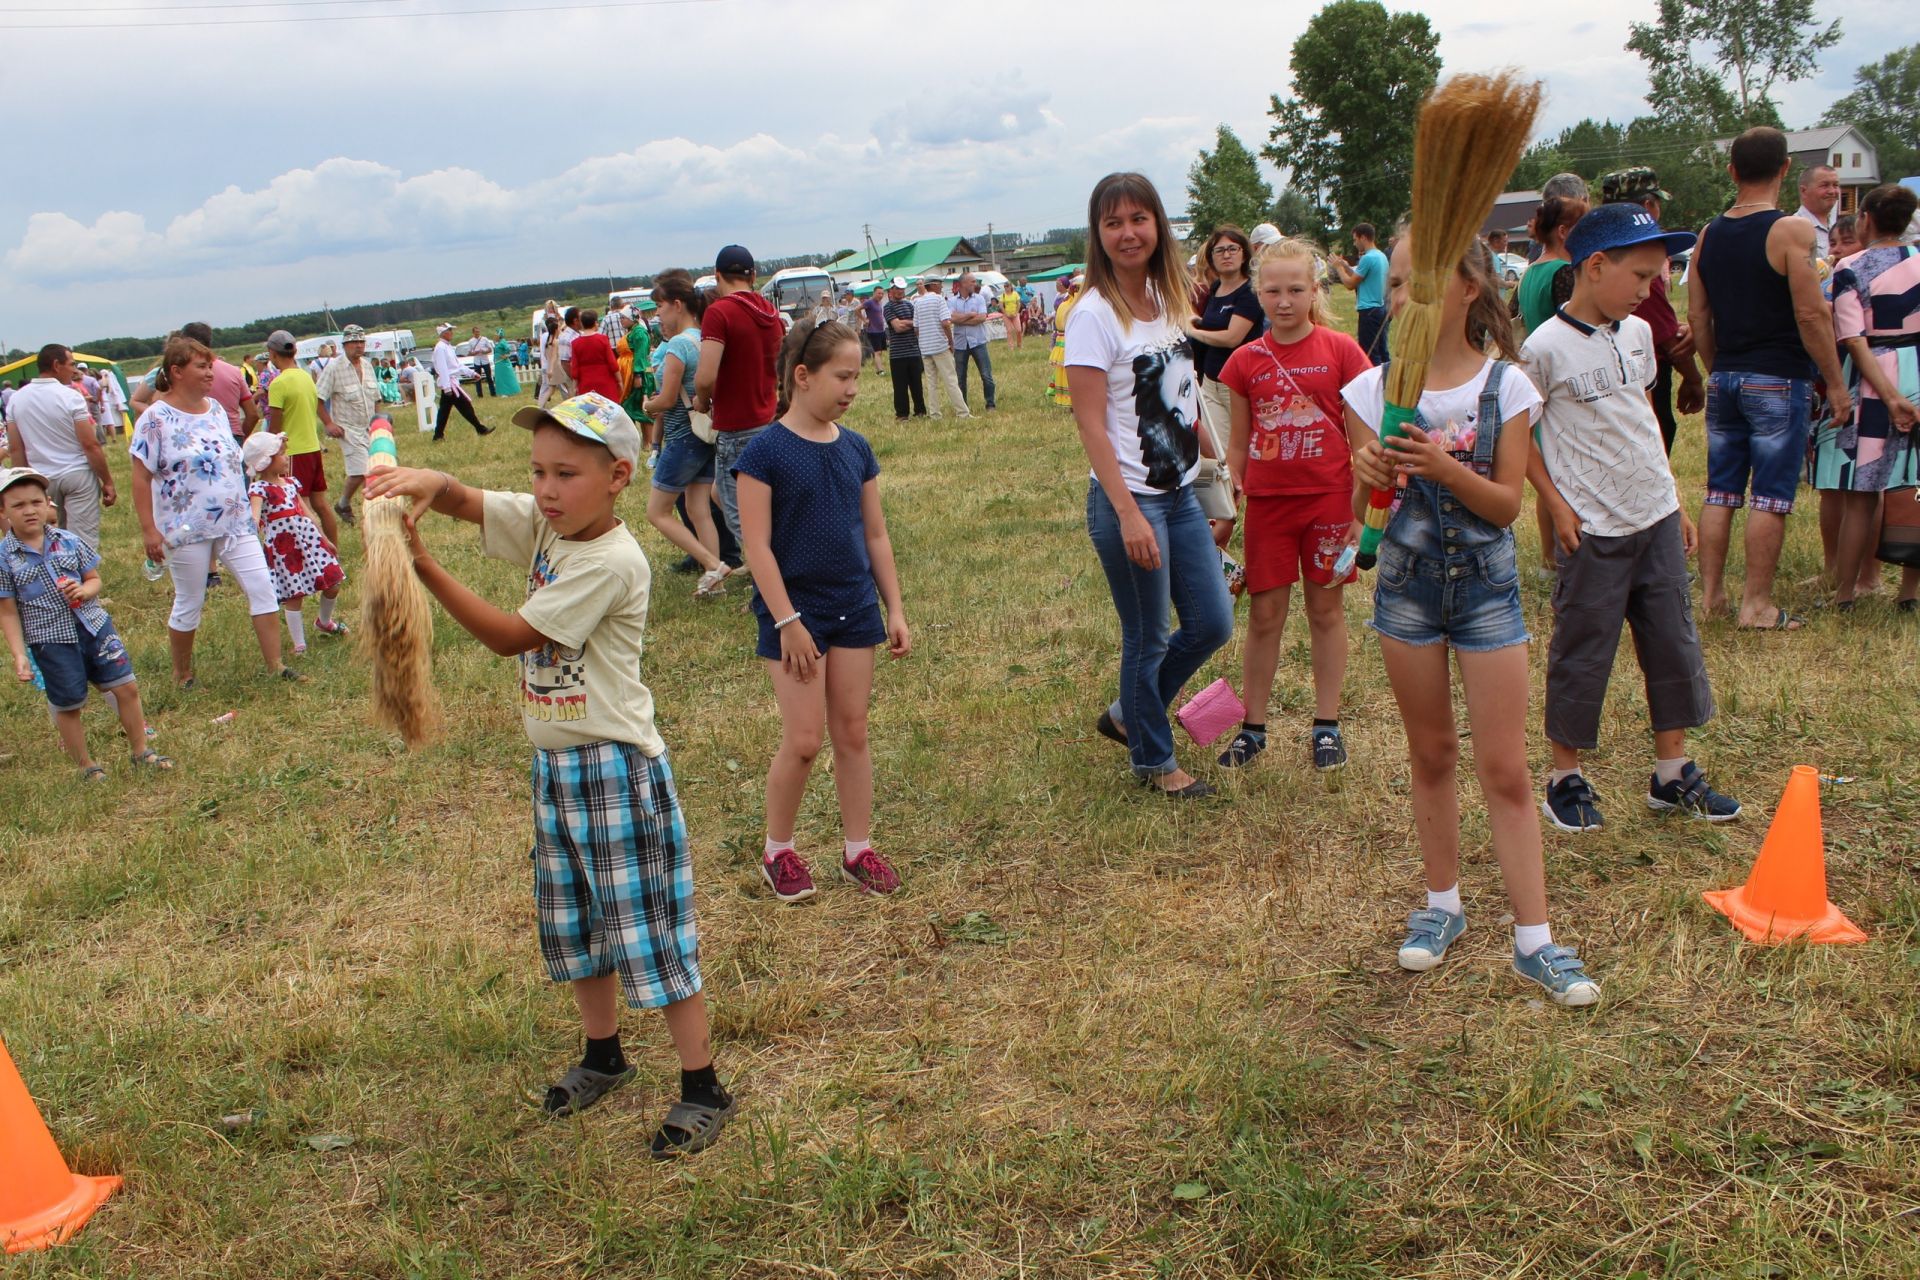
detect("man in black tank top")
[1688,127,1851,632]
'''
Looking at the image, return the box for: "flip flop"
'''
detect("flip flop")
[541,1063,636,1119]
[1737,608,1804,632]
[648,1095,737,1159]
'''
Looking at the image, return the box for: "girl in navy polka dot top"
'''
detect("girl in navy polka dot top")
[733,318,912,904]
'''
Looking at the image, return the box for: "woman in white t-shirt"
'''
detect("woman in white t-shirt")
[1065,172,1234,799]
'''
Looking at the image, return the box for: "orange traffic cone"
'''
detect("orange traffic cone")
[1703,764,1867,945]
[1,1035,120,1253]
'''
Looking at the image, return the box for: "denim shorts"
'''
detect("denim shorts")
[31,620,136,711]
[755,601,886,660]
[1705,371,1812,513]
[651,432,716,494]
[1368,537,1528,652]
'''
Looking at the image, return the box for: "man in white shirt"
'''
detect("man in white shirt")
[1794,164,1840,261]
[911,277,970,420]
[316,324,384,521]
[430,322,492,441]
[467,326,496,397]
[5,344,115,551]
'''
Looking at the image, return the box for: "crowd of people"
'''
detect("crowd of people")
[2,125,1914,1156]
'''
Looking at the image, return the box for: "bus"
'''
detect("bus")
[760,266,834,321]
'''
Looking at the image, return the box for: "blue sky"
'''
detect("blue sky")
[0,0,1897,348]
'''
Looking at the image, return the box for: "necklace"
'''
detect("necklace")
[1725,201,1774,211]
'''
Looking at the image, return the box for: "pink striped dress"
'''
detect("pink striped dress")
[1830,245,1920,493]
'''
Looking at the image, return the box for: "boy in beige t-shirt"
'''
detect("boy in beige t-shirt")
[366,392,732,1157]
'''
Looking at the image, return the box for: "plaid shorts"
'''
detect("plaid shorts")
[530,740,702,1008]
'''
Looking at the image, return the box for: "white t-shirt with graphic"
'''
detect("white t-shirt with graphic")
[1521,312,1676,536]
[480,491,665,756]
[1064,286,1203,494]
[1341,357,1543,460]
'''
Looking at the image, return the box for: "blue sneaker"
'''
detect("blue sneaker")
[1646,761,1741,822]
[1217,729,1266,769]
[1513,943,1601,1007]
[1311,724,1348,771]
[1396,908,1466,972]
[1543,773,1604,833]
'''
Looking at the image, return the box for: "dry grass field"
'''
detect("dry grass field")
[3,312,1917,1277]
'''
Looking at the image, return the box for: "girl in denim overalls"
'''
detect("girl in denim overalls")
[1342,237,1601,1008]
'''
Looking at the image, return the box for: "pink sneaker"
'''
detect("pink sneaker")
[761,848,816,903]
[841,847,901,896]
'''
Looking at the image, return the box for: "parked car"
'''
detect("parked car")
[1495,252,1529,283]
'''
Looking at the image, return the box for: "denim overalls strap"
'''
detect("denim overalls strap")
[1383,360,1510,557]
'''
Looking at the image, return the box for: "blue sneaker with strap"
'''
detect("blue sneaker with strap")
[1646,761,1741,822]
[1396,908,1466,972]
[1513,943,1601,1007]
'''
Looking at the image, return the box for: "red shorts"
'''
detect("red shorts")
[289,449,328,495]
[1244,490,1355,593]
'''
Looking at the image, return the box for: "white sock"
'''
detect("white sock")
[1514,923,1553,956]
[1654,756,1689,785]
[763,836,794,860]
[284,609,306,649]
[1549,767,1581,786]
[318,595,336,625]
[844,837,870,863]
[1427,884,1462,916]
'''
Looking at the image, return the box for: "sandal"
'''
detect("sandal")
[648,1095,737,1159]
[1737,608,1804,632]
[80,764,108,783]
[130,749,173,771]
[178,676,197,691]
[279,667,308,683]
[1900,598,1917,614]
[542,1064,636,1119]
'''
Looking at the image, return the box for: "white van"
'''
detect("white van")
[761,266,834,321]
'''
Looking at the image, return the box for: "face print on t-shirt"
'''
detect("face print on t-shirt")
[1129,342,1200,489]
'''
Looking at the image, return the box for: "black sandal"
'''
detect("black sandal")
[541,1064,636,1118]
[648,1095,737,1159]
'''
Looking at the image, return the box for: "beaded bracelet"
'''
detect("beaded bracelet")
[773,612,802,631]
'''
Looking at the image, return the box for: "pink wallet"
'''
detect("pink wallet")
[1175,679,1245,746]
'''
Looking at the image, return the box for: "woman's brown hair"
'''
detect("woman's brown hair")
[152,333,214,392]
[1530,194,1587,252]
[651,267,708,321]
[1199,224,1253,288]
[1082,172,1194,332]
[1459,238,1520,361]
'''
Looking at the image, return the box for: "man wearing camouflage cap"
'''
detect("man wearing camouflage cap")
[315,323,382,523]
[1601,166,1703,454]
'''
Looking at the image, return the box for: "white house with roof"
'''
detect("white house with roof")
[1715,125,1882,213]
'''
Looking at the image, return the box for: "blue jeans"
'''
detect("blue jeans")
[1086,481,1235,777]
[712,424,769,544]
[1704,371,1812,513]
[955,343,995,409]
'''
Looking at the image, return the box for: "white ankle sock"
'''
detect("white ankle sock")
[284,609,305,648]
[318,595,336,625]
[1514,923,1553,956]
[1549,767,1581,786]
[1654,756,1689,785]
[763,836,794,860]
[1427,884,1462,916]
[844,837,870,863]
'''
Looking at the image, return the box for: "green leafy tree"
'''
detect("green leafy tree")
[1269,187,1330,242]
[1511,116,1733,233]
[1263,0,1441,234]
[1627,0,1839,132]
[1186,125,1275,239]
[1823,44,1920,183]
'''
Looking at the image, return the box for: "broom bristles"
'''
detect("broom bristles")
[360,494,441,746]
[1386,71,1542,411]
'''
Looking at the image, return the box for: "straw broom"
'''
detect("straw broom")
[358,420,441,745]
[1355,71,1543,569]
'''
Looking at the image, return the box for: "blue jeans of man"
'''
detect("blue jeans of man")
[954,342,995,410]
[712,424,769,544]
[1085,480,1235,778]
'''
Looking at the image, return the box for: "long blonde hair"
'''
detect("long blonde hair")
[1253,239,1332,328]
[1082,172,1193,332]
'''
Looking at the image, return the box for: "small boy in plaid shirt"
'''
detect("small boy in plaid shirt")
[364,393,732,1156]
[0,467,171,778]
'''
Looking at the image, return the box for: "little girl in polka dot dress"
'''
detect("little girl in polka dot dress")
[243,431,347,656]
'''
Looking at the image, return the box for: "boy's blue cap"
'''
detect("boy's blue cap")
[1567,202,1696,268]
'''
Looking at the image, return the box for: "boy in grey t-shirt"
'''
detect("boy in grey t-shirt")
[1524,203,1740,834]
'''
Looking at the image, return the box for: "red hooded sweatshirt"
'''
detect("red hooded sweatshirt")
[703,288,783,431]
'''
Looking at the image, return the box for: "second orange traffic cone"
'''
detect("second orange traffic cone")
[0,1035,120,1254]
[1703,764,1867,946]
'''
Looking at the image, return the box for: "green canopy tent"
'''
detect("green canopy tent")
[1027,262,1085,282]
[0,351,135,434]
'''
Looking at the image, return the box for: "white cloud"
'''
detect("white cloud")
[873,73,1052,150]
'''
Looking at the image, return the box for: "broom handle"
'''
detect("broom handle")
[1354,401,1416,570]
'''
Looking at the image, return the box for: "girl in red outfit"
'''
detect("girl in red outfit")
[1215,239,1372,771]
[567,309,624,401]
[243,431,346,656]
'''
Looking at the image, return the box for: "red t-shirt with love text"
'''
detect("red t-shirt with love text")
[1218,325,1371,496]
